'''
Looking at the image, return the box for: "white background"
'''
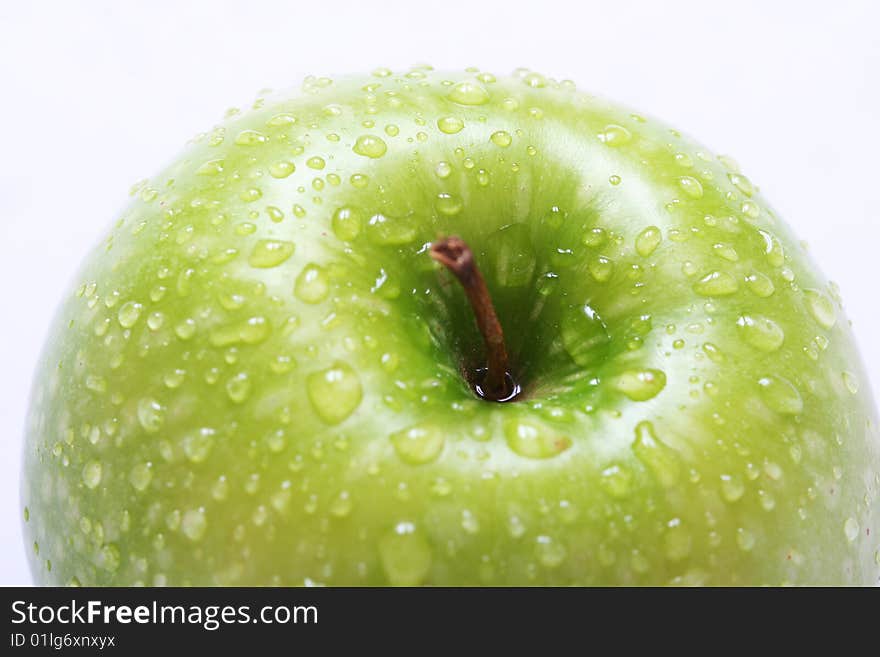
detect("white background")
[1,0,877,585]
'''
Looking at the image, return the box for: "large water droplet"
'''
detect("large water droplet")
[561,304,610,367]
[137,397,165,433]
[693,271,739,296]
[504,418,572,459]
[435,193,462,216]
[352,134,387,158]
[635,226,662,257]
[613,369,666,401]
[720,474,746,502]
[332,206,362,241]
[803,289,836,329]
[182,428,216,463]
[447,81,490,105]
[390,425,445,465]
[737,315,785,352]
[437,116,464,134]
[235,129,268,146]
[182,508,207,541]
[598,124,631,146]
[117,301,143,328]
[295,264,330,303]
[129,462,153,491]
[631,421,679,487]
[728,172,754,196]
[535,535,567,568]
[745,272,775,298]
[307,362,362,425]
[588,255,614,282]
[757,375,803,415]
[366,213,417,245]
[82,460,103,489]
[599,463,633,499]
[490,130,512,147]
[678,176,704,199]
[248,239,295,268]
[225,372,252,403]
[379,522,432,585]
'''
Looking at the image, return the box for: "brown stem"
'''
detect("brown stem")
[430,236,512,401]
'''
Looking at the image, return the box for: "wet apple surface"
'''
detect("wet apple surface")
[22,67,880,585]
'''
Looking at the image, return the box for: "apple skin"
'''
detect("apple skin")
[22,67,880,586]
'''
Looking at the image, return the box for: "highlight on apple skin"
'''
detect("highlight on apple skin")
[21,66,880,585]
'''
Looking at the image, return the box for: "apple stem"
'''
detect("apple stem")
[430,236,514,402]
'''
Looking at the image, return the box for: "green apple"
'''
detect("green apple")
[22,66,880,585]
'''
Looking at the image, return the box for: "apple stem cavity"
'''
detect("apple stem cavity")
[430,236,518,402]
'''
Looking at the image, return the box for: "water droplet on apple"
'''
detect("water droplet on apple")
[82,460,102,489]
[720,474,746,502]
[461,509,480,534]
[447,81,490,105]
[181,508,207,541]
[588,255,614,282]
[295,263,330,303]
[435,192,462,216]
[195,159,225,176]
[635,226,662,257]
[728,172,754,196]
[561,304,610,367]
[366,213,417,245]
[600,463,633,498]
[437,116,464,134]
[182,427,216,463]
[803,289,836,329]
[129,462,152,491]
[235,129,267,146]
[390,424,445,465]
[379,522,432,585]
[99,544,121,572]
[248,239,295,268]
[329,491,353,518]
[352,134,387,158]
[736,528,756,551]
[117,301,142,328]
[612,368,666,401]
[842,371,859,395]
[503,418,572,459]
[712,243,739,262]
[175,318,197,340]
[490,130,512,147]
[269,160,295,178]
[306,156,325,170]
[331,206,362,241]
[225,372,251,404]
[757,375,803,415]
[631,421,679,487]
[737,315,785,352]
[693,270,738,296]
[307,362,362,425]
[664,519,692,561]
[598,124,631,146]
[758,229,785,267]
[137,397,165,433]
[535,535,567,568]
[678,176,703,199]
[744,271,775,297]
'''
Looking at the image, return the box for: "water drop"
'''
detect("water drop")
[352,134,387,158]
[678,176,703,199]
[803,289,836,329]
[599,124,631,146]
[613,369,666,401]
[635,226,662,257]
[379,522,432,586]
[736,528,756,551]
[745,272,775,297]
[137,397,165,433]
[295,264,330,303]
[435,193,462,216]
[307,362,362,425]
[196,159,224,176]
[182,427,216,463]
[329,491,353,518]
[631,421,679,487]
[664,519,692,561]
[129,462,153,491]
[82,460,103,489]
[757,375,803,415]
[182,509,207,541]
[693,271,739,296]
[390,425,445,465]
[728,172,754,196]
[490,130,512,147]
[226,372,251,403]
[306,156,325,170]
[588,255,614,282]
[117,301,142,328]
[720,474,745,502]
[599,463,633,499]
[248,239,295,269]
[737,315,785,352]
[504,418,572,459]
[535,535,567,568]
[447,81,490,105]
[269,161,295,178]
[366,213,417,245]
[561,304,610,367]
[437,116,464,134]
[842,371,859,394]
[235,130,268,146]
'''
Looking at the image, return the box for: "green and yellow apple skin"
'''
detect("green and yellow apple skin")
[22,68,879,585]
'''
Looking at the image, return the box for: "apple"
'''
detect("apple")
[22,66,880,586]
